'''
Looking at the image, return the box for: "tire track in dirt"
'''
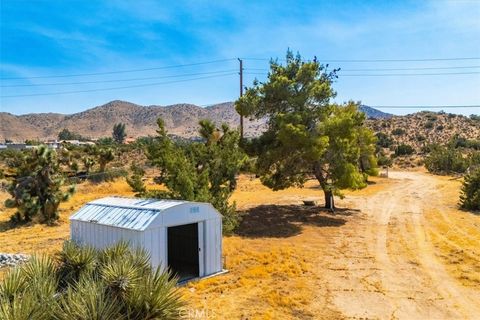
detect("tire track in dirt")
[323,171,480,319]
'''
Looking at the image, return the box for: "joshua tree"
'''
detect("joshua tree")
[4,145,75,224]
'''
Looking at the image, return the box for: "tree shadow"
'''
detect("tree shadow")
[236,204,358,238]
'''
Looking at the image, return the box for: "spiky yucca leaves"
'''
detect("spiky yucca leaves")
[0,293,51,320]
[0,255,58,320]
[54,278,124,320]
[57,241,97,288]
[0,242,183,319]
[0,268,26,302]
[101,258,142,300]
[125,268,183,320]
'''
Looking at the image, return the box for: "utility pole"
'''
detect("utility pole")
[238,58,244,141]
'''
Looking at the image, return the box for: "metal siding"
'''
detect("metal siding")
[70,197,223,277]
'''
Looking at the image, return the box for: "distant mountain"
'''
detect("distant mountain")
[2,101,475,146]
[359,105,393,119]
[0,100,266,141]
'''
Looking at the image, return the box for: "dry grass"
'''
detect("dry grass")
[0,179,135,255]
[1,172,479,319]
[423,176,480,287]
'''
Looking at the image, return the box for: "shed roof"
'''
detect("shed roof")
[70,197,200,231]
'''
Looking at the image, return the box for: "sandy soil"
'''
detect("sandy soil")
[319,171,480,319]
[1,171,479,319]
[184,171,480,319]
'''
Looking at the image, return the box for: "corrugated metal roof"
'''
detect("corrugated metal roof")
[70,197,187,230]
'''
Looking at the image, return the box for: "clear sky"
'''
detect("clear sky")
[1,0,479,116]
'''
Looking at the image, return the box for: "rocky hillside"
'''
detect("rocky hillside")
[0,100,266,141]
[366,111,480,152]
[1,101,477,146]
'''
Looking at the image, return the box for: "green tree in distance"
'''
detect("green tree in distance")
[235,51,377,209]
[146,118,247,233]
[459,168,480,211]
[112,123,127,144]
[4,145,75,224]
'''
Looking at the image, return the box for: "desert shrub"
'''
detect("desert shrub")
[375,132,394,148]
[424,145,468,174]
[470,114,480,122]
[459,168,480,211]
[415,134,426,142]
[436,125,444,131]
[377,154,393,167]
[391,128,405,136]
[449,135,480,151]
[0,242,183,320]
[448,113,457,119]
[394,144,415,156]
[425,113,438,121]
[424,121,434,129]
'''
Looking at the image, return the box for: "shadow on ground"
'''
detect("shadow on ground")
[236,204,359,238]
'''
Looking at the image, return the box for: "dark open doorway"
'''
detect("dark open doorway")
[167,223,199,282]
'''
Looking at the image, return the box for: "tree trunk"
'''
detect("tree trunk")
[313,163,335,211]
[324,189,335,210]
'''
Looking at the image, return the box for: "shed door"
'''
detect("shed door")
[167,223,199,282]
[198,222,205,277]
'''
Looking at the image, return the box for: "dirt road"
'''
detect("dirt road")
[322,171,480,319]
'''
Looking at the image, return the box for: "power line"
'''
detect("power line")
[241,57,480,62]
[244,71,480,76]
[245,65,480,72]
[369,105,480,109]
[341,72,480,77]
[0,58,236,80]
[1,70,238,87]
[0,73,237,98]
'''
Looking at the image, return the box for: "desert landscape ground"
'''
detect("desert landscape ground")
[1,169,478,319]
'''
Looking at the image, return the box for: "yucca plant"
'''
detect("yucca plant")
[0,255,58,320]
[0,241,183,319]
[57,241,97,288]
[125,268,183,320]
[54,278,124,320]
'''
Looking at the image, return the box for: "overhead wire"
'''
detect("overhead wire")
[1,69,238,87]
[0,58,237,80]
[1,73,237,98]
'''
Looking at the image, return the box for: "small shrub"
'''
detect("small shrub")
[395,144,415,156]
[424,121,434,129]
[459,168,480,210]
[470,114,480,122]
[391,128,405,136]
[377,155,393,167]
[424,145,468,174]
[375,132,394,148]
[436,125,444,131]
[415,135,426,142]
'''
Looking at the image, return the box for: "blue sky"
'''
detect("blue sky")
[1,0,479,116]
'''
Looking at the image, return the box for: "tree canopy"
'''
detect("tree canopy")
[236,51,377,208]
[145,119,247,233]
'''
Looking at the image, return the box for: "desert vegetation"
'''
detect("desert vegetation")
[0,241,182,320]
[0,52,479,319]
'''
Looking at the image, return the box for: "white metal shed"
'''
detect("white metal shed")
[70,196,223,281]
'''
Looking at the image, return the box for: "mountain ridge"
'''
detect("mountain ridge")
[5,100,476,144]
